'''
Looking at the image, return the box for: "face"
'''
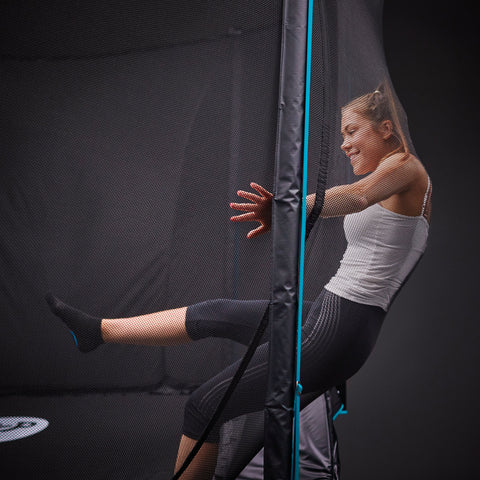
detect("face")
[340,108,392,175]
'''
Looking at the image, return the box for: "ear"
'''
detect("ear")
[379,120,394,140]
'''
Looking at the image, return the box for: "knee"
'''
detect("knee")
[185,299,228,341]
[183,392,221,443]
[186,298,263,345]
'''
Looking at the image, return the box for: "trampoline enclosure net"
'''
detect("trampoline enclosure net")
[1,1,419,478]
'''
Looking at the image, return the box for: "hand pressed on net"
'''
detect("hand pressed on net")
[230,182,273,239]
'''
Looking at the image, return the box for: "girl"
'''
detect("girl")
[46,84,431,479]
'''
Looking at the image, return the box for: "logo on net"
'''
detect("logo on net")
[0,417,49,442]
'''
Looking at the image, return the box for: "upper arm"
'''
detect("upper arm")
[320,153,420,218]
[353,153,418,206]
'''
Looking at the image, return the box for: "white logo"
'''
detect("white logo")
[0,417,49,442]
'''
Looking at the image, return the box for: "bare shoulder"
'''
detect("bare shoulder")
[381,152,416,170]
[378,153,431,218]
[408,154,430,190]
[381,152,428,187]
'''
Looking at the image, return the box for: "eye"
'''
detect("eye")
[341,125,357,138]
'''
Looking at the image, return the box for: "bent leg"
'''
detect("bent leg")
[182,341,270,443]
[181,291,382,451]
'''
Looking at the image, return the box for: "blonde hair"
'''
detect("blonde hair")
[343,82,410,158]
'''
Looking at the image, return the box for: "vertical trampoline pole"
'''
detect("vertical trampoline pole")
[292,0,313,478]
[264,0,309,479]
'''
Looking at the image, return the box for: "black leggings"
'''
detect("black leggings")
[183,289,385,442]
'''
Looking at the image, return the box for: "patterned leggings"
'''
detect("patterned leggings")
[183,289,385,441]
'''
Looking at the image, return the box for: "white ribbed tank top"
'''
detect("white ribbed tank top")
[324,184,430,311]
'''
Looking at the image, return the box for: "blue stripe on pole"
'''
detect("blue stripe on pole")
[291,0,314,478]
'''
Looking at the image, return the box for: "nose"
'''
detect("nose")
[341,137,350,153]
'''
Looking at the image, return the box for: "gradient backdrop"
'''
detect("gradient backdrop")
[335,2,479,478]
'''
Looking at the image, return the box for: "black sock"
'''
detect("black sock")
[45,293,104,352]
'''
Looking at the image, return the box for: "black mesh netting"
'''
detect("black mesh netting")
[1,1,421,479]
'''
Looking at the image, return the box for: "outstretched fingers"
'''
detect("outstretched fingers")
[229,201,256,212]
[230,211,256,222]
[235,189,263,203]
[229,182,273,238]
[250,182,273,198]
[246,224,267,239]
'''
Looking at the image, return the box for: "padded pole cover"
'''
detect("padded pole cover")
[264,0,308,478]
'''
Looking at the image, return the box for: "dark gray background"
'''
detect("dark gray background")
[335,2,479,478]
[0,1,478,478]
